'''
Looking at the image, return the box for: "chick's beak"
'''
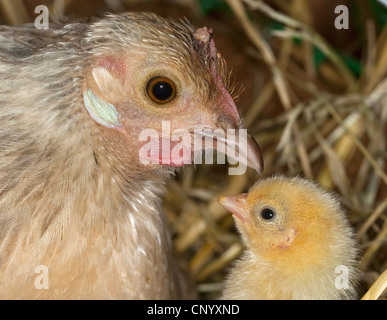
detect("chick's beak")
[218,193,250,222]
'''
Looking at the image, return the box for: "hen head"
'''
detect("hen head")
[82,12,263,178]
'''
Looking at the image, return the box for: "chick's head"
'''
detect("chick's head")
[219,176,355,270]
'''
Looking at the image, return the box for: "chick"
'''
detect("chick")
[218,176,360,300]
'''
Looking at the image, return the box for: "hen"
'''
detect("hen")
[219,176,360,300]
[0,12,263,299]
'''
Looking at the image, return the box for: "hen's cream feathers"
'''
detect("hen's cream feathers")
[0,12,243,299]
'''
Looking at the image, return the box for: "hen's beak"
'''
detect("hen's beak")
[245,132,264,175]
[195,123,264,175]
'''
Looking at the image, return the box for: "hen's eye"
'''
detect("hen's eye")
[146,76,176,104]
[260,207,276,220]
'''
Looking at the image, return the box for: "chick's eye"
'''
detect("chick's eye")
[146,76,176,104]
[260,207,276,220]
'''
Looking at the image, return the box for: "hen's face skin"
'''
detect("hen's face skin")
[82,15,263,176]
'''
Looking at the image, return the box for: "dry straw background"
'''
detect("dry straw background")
[0,0,386,300]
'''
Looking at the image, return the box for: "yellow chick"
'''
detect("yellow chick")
[218,176,360,300]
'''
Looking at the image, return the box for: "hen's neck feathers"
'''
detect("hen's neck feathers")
[0,16,185,299]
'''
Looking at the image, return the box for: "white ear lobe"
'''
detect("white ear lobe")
[83,89,121,128]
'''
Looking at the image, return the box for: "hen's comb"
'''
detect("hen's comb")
[193,27,216,79]
[193,27,240,125]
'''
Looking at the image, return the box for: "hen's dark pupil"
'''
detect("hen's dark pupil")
[152,81,173,102]
[261,208,275,220]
